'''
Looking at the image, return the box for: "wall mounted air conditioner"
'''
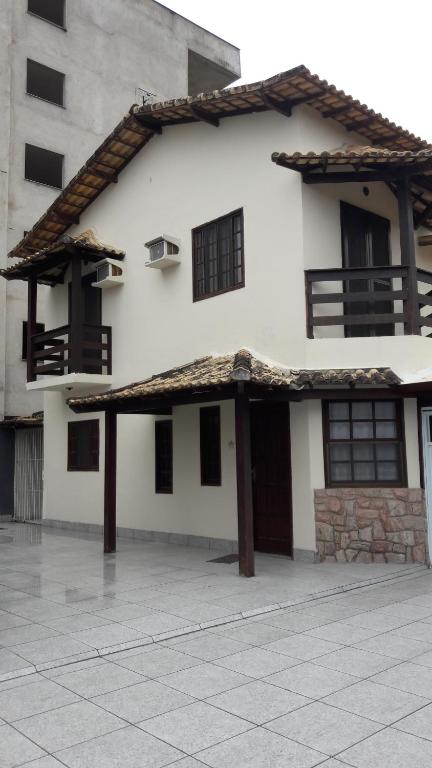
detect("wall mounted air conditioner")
[144,235,180,269]
[92,258,124,288]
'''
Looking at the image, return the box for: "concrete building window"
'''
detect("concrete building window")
[200,406,221,485]
[28,0,65,29]
[323,400,406,487]
[25,143,63,189]
[27,59,65,106]
[22,321,45,360]
[192,209,244,301]
[155,420,173,493]
[68,421,99,471]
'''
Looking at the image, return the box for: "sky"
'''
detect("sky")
[162,0,432,143]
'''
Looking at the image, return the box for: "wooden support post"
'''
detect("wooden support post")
[235,393,254,577]
[398,177,421,335]
[104,410,117,553]
[27,277,37,382]
[70,254,83,372]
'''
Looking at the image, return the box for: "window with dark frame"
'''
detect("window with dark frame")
[25,143,63,189]
[200,406,221,486]
[28,0,65,28]
[27,59,65,106]
[67,420,99,472]
[323,400,405,487]
[22,321,45,360]
[192,209,244,300]
[155,420,173,493]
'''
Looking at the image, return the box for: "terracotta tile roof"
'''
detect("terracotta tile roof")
[272,144,432,172]
[0,413,43,429]
[1,230,124,286]
[9,65,431,261]
[68,349,400,411]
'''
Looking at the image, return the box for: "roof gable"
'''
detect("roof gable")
[10,64,430,261]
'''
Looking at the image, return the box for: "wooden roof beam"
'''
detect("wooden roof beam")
[133,114,163,134]
[260,91,293,117]
[415,201,432,229]
[87,168,118,184]
[190,106,219,127]
[345,116,376,132]
[321,103,353,119]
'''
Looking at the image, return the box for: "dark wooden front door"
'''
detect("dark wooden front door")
[250,402,292,555]
[341,201,392,337]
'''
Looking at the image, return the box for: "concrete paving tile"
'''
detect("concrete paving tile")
[0,614,30,631]
[210,621,293,646]
[195,726,326,768]
[314,646,398,678]
[0,672,44,691]
[41,613,111,632]
[160,662,252,698]
[257,612,331,632]
[114,647,201,677]
[263,635,341,661]
[20,758,66,768]
[323,680,429,725]
[10,599,81,622]
[140,701,252,753]
[372,661,432,698]
[54,725,182,768]
[172,633,250,661]
[0,623,60,647]
[71,624,148,650]
[54,662,146,697]
[41,657,106,679]
[0,722,46,766]
[93,603,155,622]
[93,680,195,722]
[391,621,432,643]
[305,622,381,646]
[123,612,195,636]
[409,649,432,669]
[339,727,432,767]
[353,633,432,661]
[0,678,79,722]
[264,661,357,699]
[9,635,94,665]
[344,611,410,632]
[207,680,311,724]
[394,703,432,740]
[266,700,381,755]
[215,647,300,678]
[14,699,126,752]
[0,647,34,676]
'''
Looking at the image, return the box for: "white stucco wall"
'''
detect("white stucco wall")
[40,104,427,555]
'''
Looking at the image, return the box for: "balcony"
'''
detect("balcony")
[26,323,112,392]
[305,266,432,339]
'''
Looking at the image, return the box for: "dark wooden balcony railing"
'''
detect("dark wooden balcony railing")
[29,323,112,380]
[305,265,432,338]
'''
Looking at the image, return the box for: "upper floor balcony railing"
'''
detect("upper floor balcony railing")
[305,265,432,339]
[29,323,112,381]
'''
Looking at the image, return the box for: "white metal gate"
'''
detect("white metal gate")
[421,409,432,566]
[14,428,43,521]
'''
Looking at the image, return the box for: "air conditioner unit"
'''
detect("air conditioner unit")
[144,235,180,269]
[92,259,124,288]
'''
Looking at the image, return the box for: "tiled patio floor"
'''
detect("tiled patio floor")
[1,523,432,766]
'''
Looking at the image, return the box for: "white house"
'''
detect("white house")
[3,64,432,576]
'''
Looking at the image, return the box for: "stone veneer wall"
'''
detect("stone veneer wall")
[315,488,427,564]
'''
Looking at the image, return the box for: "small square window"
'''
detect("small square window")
[68,420,99,471]
[28,0,65,28]
[192,209,244,301]
[25,143,63,188]
[27,59,64,106]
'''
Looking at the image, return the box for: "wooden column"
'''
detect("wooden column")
[398,176,420,335]
[235,393,254,577]
[70,254,83,372]
[104,410,117,553]
[27,277,37,382]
